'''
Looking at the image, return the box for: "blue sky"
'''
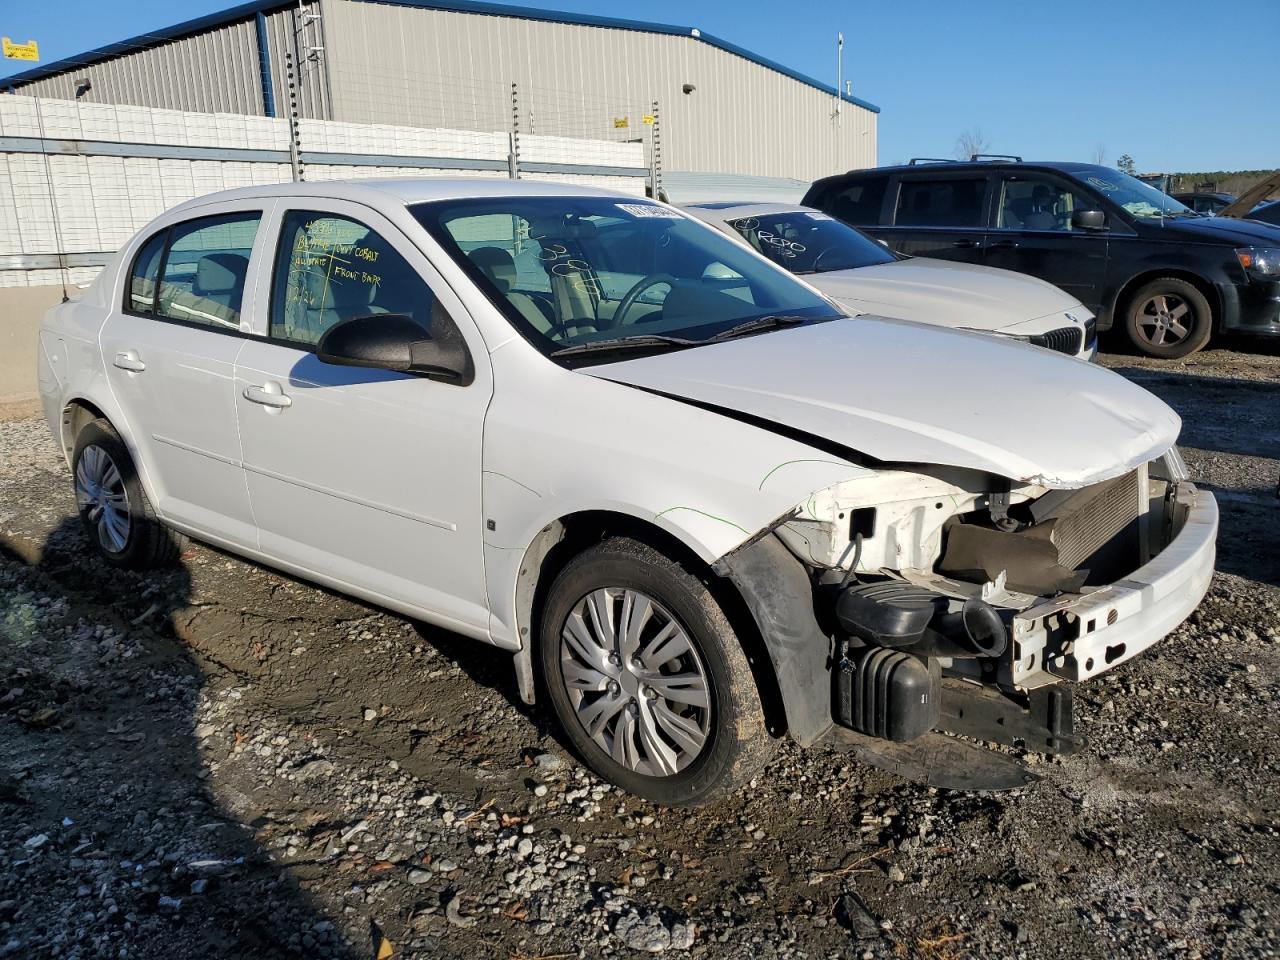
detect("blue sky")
[4,0,1278,172]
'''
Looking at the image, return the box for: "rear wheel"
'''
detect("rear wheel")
[72,418,185,569]
[539,538,771,805]
[1124,278,1213,358]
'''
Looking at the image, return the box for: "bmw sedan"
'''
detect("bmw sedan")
[683,201,1096,359]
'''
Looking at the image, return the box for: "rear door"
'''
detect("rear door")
[233,199,493,635]
[99,204,269,548]
[875,172,993,263]
[983,171,1109,313]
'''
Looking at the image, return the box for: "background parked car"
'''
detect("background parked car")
[803,160,1280,358]
[683,201,1095,358]
[1249,200,1280,227]
[1173,191,1236,215]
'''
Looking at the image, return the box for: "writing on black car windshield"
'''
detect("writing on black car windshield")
[726,210,896,274]
[413,197,839,359]
[1075,169,1198,220]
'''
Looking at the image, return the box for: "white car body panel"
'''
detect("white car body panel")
[590,316,1179,488]
[683,203,1095,356]
[232,196,494,636]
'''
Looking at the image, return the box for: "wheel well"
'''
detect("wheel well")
[60,399,108,460]
[1112,270,1221,333]
[521,510,789,739]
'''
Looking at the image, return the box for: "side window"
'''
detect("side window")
[126,231,166,315]
[895,178,987,228]
[822,176,889,225]
[271,211,434,347]
[996,176,1093,232]
[156,212,261,329]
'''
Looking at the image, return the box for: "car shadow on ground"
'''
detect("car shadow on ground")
[0,518,361,959]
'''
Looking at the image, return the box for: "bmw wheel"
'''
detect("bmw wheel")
[72,418,185,569]
[540,537,771,805]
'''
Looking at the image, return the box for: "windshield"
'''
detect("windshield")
[722,209,896,274]
[1072,169,1197,220]
[413,197,841,362]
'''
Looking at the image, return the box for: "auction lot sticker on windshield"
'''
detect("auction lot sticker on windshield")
[617,203,682,219]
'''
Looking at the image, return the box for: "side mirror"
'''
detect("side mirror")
[317,313,471,383]
[1073,209,1108,231]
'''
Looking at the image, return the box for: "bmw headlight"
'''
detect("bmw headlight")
[1235,247,1280,280]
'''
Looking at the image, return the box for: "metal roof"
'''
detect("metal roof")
[1,0,880,114]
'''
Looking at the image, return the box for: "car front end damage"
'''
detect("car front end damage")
[715,447,1217,759]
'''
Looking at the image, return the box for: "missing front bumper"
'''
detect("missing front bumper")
[1010,481,1217,686]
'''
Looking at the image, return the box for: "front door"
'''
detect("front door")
[233,201,493,636]
[984,172,1109,314]
[99,206,267,547]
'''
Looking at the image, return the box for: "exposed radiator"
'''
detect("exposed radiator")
[1051,469,1141,570]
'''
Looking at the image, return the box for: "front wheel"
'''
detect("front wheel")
[1123,278,1213,358]
[539,538,771,805]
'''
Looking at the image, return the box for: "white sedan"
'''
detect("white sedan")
[683,201,1097,359]
[38,179,1215,804]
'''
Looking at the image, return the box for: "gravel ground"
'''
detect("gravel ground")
[1,345,1277,960]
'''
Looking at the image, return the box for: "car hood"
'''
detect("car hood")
[587,317,1179,488]
[1155,213,1280,245]
[806,258,1082,330]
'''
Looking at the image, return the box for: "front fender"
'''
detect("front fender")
[713,533,833,746]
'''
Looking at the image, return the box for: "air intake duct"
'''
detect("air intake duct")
[834,581,1008,660]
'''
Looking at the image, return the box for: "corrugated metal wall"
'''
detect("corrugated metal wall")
[262,6,332,121]
[320,0,876,182]
[12,17,268,116]
[10,8,332,121]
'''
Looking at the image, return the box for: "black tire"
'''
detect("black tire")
[71,418,185,569]
[1123,277,1213,359]
[539,537,772,806]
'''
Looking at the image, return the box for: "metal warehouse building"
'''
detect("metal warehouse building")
[3,0,879,187]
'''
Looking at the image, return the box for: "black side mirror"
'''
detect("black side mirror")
[317,313,472,384]
[1073,209,1108,231]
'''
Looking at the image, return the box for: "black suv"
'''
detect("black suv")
[803,160,1280,357]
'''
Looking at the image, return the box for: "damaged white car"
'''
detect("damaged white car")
[38,180,1217,805]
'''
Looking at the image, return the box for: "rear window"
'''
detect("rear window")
[894,177,987,228]
[812,175,888,226]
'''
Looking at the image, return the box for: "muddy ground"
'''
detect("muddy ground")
[1,342,1277,960]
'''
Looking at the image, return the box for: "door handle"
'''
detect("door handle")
[988,239,1019,250]
[951,239,982,249]
[243,384,293,409]
[113,351,146,373]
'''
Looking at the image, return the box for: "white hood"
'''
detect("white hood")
[809,257,1082,332]
[589,317,1179,488]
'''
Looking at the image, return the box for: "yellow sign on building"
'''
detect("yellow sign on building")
[613,116,629,129]
[2,38,40,61]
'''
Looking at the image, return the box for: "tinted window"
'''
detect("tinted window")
[996,175,1095,232]
[271,211,434,347]
[724,210,895,273]
[156,213,260,329]
[895,178,987,227]
[821,176,889,225]
[126,231,166,315]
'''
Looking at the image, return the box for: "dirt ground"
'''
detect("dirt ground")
[1,341,1277,960]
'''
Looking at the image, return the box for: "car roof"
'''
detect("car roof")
[167,176,642,215]
[814,160,1117,181]
[682,201,813,221]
